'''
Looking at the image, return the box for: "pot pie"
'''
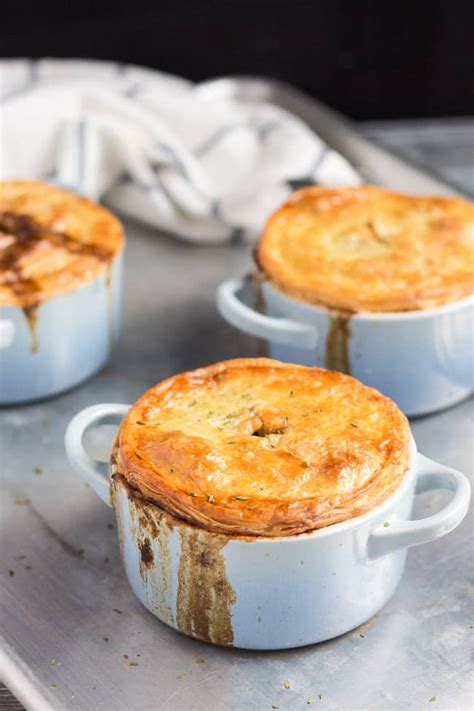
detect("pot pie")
[0,180,124,308]
[114,358,411,537]
[256,185,474,312]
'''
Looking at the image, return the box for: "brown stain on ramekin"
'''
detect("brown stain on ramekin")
[0,210,115,353]
[139,537,154,567]
[176,525,236,646]
[110,450,236,644]
[325,311,352,374]
[23,304,39,352]
[111,469,175,625]
[105,264,115,355]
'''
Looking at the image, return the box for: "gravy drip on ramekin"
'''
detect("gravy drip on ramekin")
[0,211,114,351]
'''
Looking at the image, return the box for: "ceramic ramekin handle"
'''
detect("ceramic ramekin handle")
[0,320,15,349]
[216,278,318,349]
[368,453,471,559]
[65,403,130,507]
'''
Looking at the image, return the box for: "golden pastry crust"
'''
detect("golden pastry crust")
[0,180,124,307]
[256,185,474,312]
[114,358,411,537]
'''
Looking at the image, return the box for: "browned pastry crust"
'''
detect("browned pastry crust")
[0,180,124,307]
[114,358,411,537]
[256,185,474,312]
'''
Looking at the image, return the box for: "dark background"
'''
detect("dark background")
[1,0,474,120]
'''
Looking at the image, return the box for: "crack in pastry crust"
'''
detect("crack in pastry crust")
[115,358,411,537]
[0,180,124,307]
[256,185,474,312]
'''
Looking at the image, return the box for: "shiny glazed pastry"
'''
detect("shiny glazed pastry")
[0,180,124,307]
[114,358,411,537]
[256,185,474,312]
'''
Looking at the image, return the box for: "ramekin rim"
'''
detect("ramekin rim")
[114,438,419,545]
[264,280,474,321]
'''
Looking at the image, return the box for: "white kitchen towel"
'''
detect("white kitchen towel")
[0,59,360,243]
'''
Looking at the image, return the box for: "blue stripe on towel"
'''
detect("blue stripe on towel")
[229,227,245,244]
[118,170,162,192]
[286,145,329,190]
[155,141,188,178]
[308,145,328,177]
[257,120,281,140]
[1,58,39,103]
[194,123,243,157]
[123,83,140,98]
[30,59,39,83]
[76,119,86,188]
[195,120,282,158]
[211,200,221,219]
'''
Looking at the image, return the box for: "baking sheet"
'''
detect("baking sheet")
[1,79,472,711]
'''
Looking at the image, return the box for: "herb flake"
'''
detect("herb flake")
[127,661,139,668]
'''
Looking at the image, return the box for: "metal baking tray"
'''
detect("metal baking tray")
[1,77,472,711]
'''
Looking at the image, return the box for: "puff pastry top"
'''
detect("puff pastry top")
[256,186,474,312]
[0,180,124,307]
[114,358,411,537]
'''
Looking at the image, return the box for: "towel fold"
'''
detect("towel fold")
[0,59,360,242]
